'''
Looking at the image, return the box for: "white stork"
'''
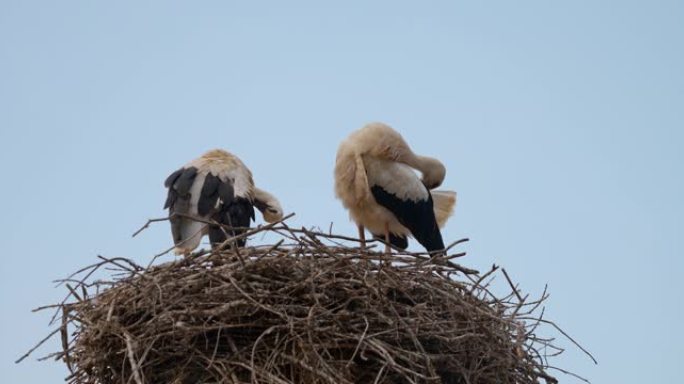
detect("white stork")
[334,122,456,253]
[164,149,283,255]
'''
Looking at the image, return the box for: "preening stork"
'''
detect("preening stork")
[164,149,283,255]
[334,122,456,254]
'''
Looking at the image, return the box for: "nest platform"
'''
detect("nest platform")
[21,221,586,383]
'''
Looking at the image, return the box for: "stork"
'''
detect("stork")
[164,149,283,255]
[334,122,456,254]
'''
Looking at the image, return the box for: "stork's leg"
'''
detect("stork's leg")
[384,222,391,256]
[358,224,366,251]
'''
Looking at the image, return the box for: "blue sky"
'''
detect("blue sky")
[1,1,682,382]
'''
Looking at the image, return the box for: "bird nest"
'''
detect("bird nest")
[21,219,591,384]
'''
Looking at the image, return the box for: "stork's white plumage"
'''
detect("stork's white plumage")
[334,122,456,253]
[164,149,283,255]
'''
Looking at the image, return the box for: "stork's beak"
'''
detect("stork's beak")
[422,180,439,190]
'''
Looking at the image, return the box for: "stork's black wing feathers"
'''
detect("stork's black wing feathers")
[199,175,255,248]
[208,197,255,247]
[218,181,234,205]
[370,185,445,253]
[201,173,220,196]
[198,173,220,216]
[173,167,198,196]
[164,167,199,210]
[163,167,198,209]
[164,189,177,210]
[372,232,409,250]
[163,168,183,209]
[164,169,183,188]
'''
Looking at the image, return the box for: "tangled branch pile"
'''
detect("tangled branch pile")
[25,222,583,384]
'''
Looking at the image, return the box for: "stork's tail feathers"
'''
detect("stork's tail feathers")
[431,190,457,228]
[253,187,283,223]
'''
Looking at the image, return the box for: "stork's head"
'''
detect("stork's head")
[418,156,446,189]
[253,187,284,223]
[261,201,283,223]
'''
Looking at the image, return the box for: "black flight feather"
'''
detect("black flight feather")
[198,173,220,216]
[163,168,186,209]
[173,167,198,196]
[164,168,183,188]
[208,197,254,247]
[218,181,234,205]
[163,189,177,209]
[372,232,409,250]
[370,185,445,253]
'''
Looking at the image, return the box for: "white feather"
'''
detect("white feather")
[364,156,428,202]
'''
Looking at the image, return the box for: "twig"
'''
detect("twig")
[125,333,145,384]
[502,268,523,302]
[15,327,62,364]
[132,216,170,238]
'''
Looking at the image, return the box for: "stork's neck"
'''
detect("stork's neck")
[406,155,446,189]
[253,187,284,223]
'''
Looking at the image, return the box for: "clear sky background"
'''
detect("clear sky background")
[1,1,682,382]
